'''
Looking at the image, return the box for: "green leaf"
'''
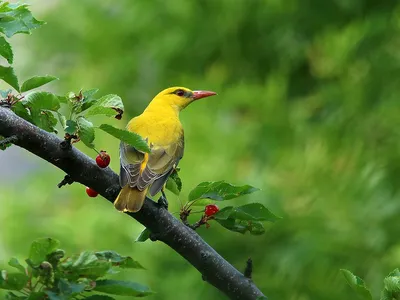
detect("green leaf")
[57,278,86,296]
[188,181,260,202]
[95,251,145,269]
[0,65,19,91]
[83,296,116,300]
[21,75,58,92]
[27,292,46,300]
[78,88,99,112]
[4,292,25,299]
[135,228,151,243]
[11,101,32,122]
[99,124,150,153]
[383,269,400,295]
[94,280,154,297]
[0,89,11,97]
[0,3,45,38]
[31,110,58,133]
[45,291,67,300]
[384,276,400,293]
[28,238,60,266]
[8,258,25,274]
[216,218,265,235]
[24,91,60,112]
[60,251,111,280]
[84,94,124,118]
[0,36,13,63]
[214,203,281,222]
[341,269,372,300]
[77,117,95,148]
[64,120,77,135]
[0,271,29,290]
[166,171,182,195]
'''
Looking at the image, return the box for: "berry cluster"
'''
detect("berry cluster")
[85,151,111,197]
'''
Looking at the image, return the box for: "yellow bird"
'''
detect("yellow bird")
[114,87,217,212]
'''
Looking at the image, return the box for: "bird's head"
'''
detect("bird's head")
[150,86,217,111]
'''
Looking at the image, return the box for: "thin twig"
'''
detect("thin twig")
[57,174,74,188]
[0,135,17,146]
[244,258,253,279]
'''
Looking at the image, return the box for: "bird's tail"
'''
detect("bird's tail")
[114,186,148,212]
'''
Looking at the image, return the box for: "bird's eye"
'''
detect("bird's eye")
[176,89,185,97]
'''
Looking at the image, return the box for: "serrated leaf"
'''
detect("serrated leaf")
[188,181,260,202]
[166,171,182,195]
[64,120,77,135]
[214,203,281,223]
[94,280,154,297]
[21,75,58,92]
[60,251,111,280]
[8,258,25,274]
[0,36,13,63]
[28,238,60,266]
[341,269,372,300]
[0,3,45,38]
[0,65,19,91]
[99,124,150,153]
[84,94,124,118]
[77,117,95,148]
[216,218,265,235]
[24,91,60,111]
[135,228,151,243]
[95,251,145,269]
[83,296,116,300]
[0,271,29,290]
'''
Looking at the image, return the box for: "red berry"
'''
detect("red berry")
[96,150,110,168]
[205,204,219,217]
[86,187,98,197]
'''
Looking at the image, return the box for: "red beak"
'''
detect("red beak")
[192,90,217,100]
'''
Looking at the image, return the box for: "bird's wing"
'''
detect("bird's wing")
[119,135,184,195]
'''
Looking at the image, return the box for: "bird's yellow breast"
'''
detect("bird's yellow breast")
[127,110,183,147]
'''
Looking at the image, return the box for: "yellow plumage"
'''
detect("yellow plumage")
[114,86,217,212]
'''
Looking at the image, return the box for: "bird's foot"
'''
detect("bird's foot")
[157,195,169,210]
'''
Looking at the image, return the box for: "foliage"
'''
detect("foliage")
[0,238,152,299]
[342,269,400,300]
[0,2,276,298]
[0,2,148,152]
[1,0,400,299]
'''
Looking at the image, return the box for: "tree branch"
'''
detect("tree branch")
[0,107,266,300]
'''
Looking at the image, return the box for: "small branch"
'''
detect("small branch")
[0,107,266,300]
[244,258,253,279]
[0,134,17,146]
[57,174,74,188]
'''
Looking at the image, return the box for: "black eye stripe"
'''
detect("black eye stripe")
[172,89,191,98]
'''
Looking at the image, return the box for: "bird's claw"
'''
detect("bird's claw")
[157,194,168,210]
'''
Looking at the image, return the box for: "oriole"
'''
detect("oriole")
[114,87,217,212]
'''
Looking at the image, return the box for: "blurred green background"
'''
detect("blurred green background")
[1,0,400,299]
